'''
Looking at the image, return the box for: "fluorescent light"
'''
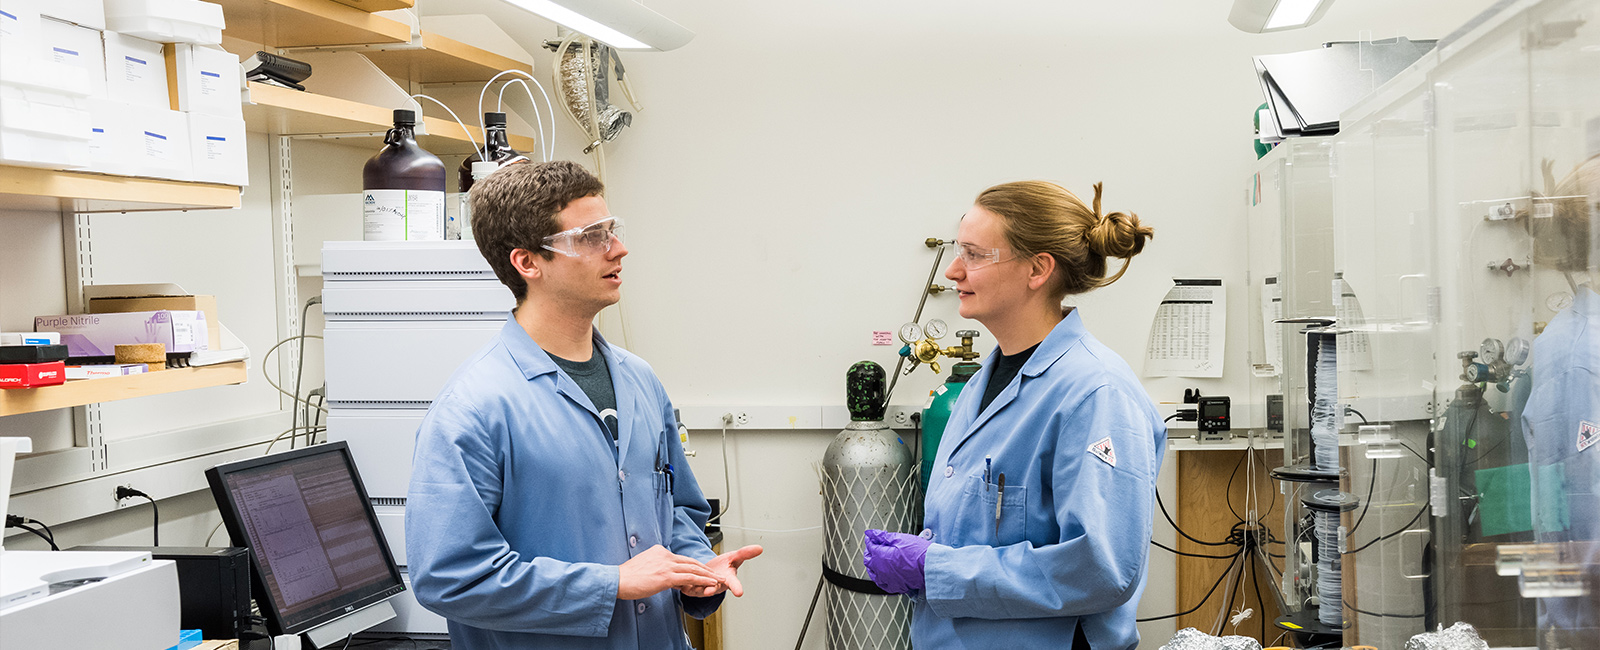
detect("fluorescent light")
[1229,0,1333,33]
[1264,0,1325,30]
[499,0,693,51]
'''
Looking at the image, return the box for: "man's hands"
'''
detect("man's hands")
[678,545,764,598]
[617,545,723,600]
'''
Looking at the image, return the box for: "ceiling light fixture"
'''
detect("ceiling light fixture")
[499,0,694,51]
[1230,0,1334,33]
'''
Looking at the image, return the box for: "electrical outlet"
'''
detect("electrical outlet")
[734,412,750,426]
[893,411,910,425]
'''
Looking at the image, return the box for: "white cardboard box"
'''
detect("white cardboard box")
[38,0,103,30]
[103,0,221,45]
[84,97,129,174]
[185,112,245,185]
[172,43,239,117]
[40,17,105,98]
[103,31,166,109]
[0,0,42,57]
[0,83,91,169]
[124,104,190,180]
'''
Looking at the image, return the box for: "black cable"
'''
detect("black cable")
[794,574,825,650]
[1345,600,1426,619]
[1152,540,1242,559]
[1156,489,1235,546]
[115,486,160,546]
[1345,503,1429,555]
[1137,550,1242,622]
[12,523,59,550]
[1224,451,1248,523]
[1164,413,1180,422]
[1348,457,1378,535]
[1346,407,1369,423]
[21,517,55,546]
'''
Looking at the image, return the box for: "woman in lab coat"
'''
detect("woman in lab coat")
[863,181,1166,650]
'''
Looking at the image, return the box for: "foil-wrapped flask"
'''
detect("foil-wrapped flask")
[820,361,918,649]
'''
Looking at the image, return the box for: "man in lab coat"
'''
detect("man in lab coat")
[406,160,761,649]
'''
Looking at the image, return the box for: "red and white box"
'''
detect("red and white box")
[0,361,66,388]
[65,363,149,379]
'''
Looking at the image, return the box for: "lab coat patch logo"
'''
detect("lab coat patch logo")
[1088,436,1116,467]
[1579,420,1599,453]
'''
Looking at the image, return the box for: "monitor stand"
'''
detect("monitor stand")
[302,598,398,648]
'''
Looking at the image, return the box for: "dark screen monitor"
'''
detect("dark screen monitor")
[206,442,405,642]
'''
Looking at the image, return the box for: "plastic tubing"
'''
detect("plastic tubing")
[478,69,557,162]
[409,93,481,161]
[497,79,549,162]
[1315,510,1342,627]
[1310,333,1340,470]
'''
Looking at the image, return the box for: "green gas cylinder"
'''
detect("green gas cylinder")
[921,361,982,491]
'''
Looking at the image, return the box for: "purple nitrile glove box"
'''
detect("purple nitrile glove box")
[34,311,211,358]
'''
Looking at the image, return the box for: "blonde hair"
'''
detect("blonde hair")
[1532,155,1600,272]
[974,180,1154,296]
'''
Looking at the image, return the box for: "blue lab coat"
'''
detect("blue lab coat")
[1522,287,1600,635]
[406,317,722,650]
[917,309,1167,650]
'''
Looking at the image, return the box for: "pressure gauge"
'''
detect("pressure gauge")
[925,319,949,340]
[1465,362,1491,383]
[1505,337,1531,366]
[1478,338,1504,364]
[1549,292,1573,312]
[898,322,923,344]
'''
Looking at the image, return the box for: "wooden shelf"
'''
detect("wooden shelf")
[0,166,242,213]
[364,31,533,84]
[212,0,410,48]
[0,362,249,417]
[244,81,540,155]
[327,0,413,11]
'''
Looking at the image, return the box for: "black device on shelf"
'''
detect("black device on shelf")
[71,545,251,640]
[1197,395,1231,441]
[0,344,68,364]
[206,442,405,644]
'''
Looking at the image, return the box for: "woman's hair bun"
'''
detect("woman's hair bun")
[1085,182,1153,260]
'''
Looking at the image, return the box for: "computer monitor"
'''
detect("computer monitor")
[206,442,405,648]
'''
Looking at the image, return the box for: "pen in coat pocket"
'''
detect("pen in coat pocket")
[994,472,1005,537]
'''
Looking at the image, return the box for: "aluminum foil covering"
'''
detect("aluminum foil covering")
[1404,622,1490,650]
[558,39,632,146]
[1158,628,1263,650]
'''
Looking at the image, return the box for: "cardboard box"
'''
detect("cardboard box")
[41,17,105,98]
[124,103,191,180]
[185,112,245,186]
[168,43,239,117]
[0,361,66,388]
[103,30,166,109]
[65,363,148,379]
[88,292,219,351]
[104,0,222,45]
[39,0,103,31]
[34,311,210,358]
[0,84,91,169]
[0,332,60,345]
[84,97,127,174]
[0,0,42,61]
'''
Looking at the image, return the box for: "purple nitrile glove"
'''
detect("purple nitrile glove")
[862,529,930,594]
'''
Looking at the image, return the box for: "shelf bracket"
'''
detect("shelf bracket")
[269,135,302,413]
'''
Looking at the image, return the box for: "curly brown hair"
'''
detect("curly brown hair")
[470,160,604,301]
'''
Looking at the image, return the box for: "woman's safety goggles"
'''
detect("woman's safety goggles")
[952,240,1014,270]
[541,216,624,257]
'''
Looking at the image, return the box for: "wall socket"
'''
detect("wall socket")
[734,412,750,426]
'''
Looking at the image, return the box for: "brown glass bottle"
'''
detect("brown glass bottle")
[459,112,528,193]
[363,109,446,241]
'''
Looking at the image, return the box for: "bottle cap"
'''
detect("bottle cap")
[484,112,507,127]
[471,161,500,179]
[393,109,417,125]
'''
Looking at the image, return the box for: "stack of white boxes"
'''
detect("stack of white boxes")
[0,0,95,169]
[321,241,514,636]
[1,0,243,186]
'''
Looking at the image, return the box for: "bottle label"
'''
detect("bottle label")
[364,189,445,241]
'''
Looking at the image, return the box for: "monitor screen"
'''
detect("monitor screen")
[206,442,405,637]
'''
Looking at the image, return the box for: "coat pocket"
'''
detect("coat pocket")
[958,473,1028,546]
